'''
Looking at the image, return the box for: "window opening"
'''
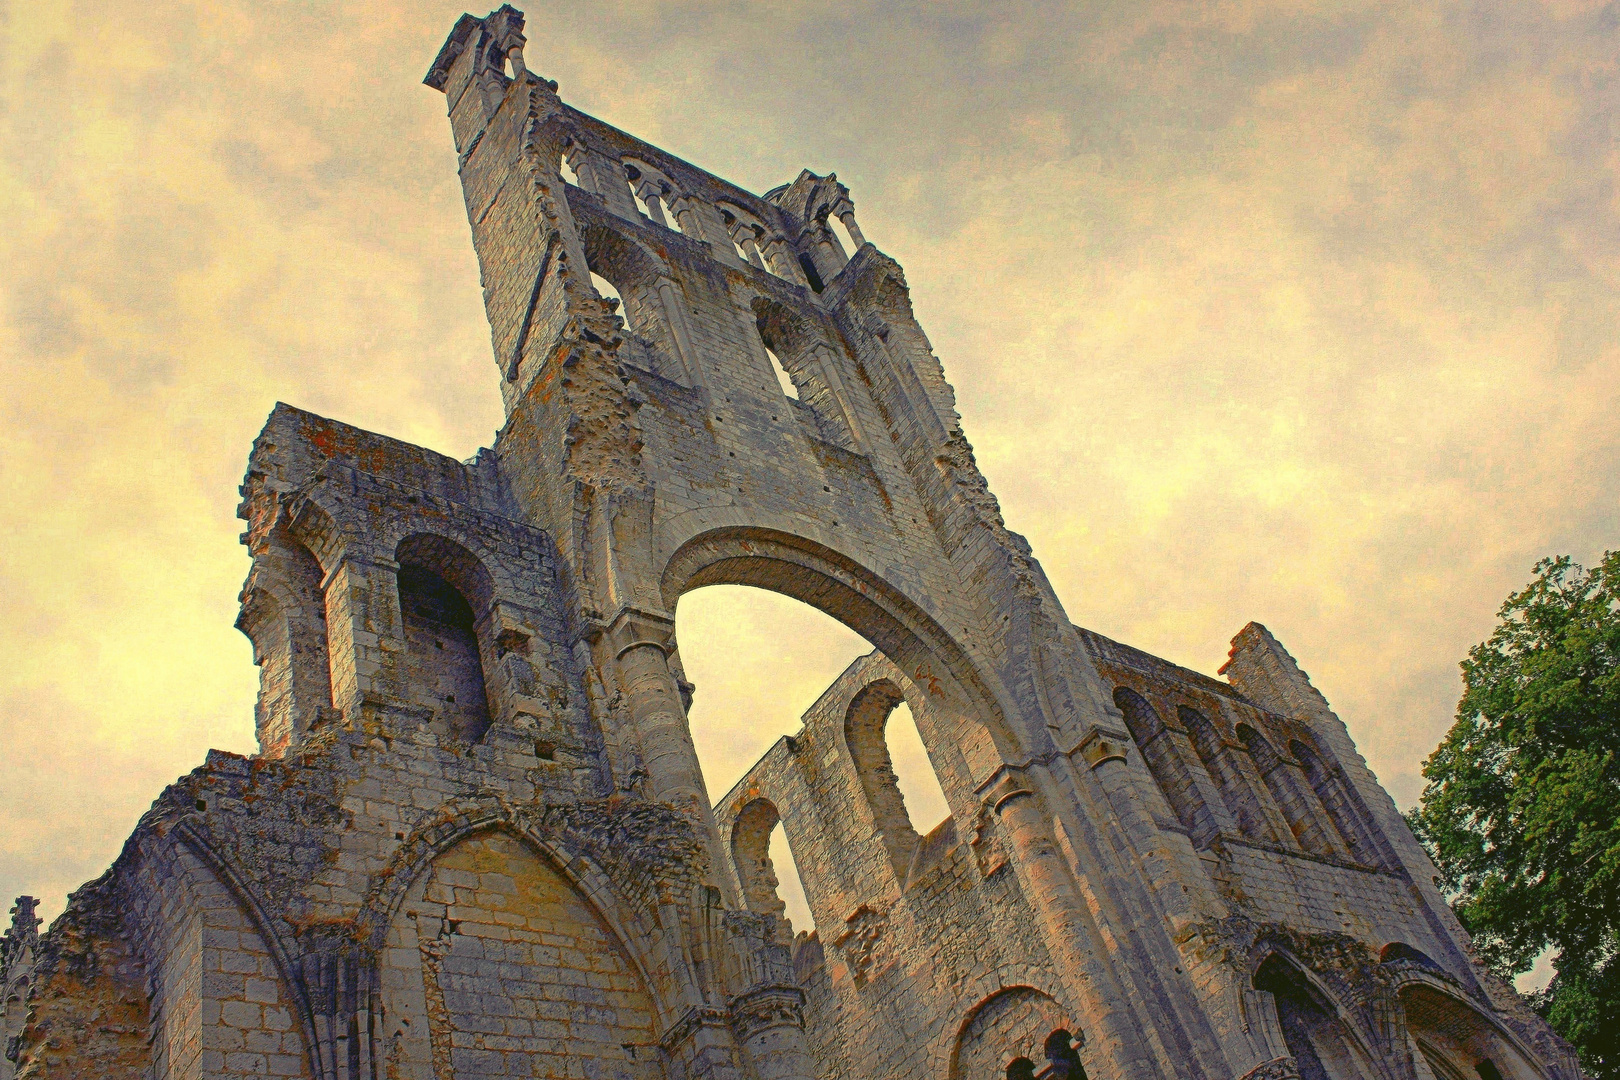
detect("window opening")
[765,347,798,399]
[559,154,581,187]
[887,700,949,833]
[397,564,491,744]
[589,272,625,321]
[1254,956,1374,1080]
[659,190,684,233]
[798,253,825,293]
[1045,1029,1089,1080]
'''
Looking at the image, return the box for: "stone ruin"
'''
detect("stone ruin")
[2,8,1589,1080]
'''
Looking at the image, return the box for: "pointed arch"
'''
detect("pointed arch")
[1251,953,1380,1080]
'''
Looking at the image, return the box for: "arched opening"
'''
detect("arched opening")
[1380,942,1444,970]
[754,297,864,448]
[558,153,581,186]
[239,531,333,757]
[1179,704,1267,841]
[765,346,798,399]
[1289,738,1388,868]
[1236,722,1337,857]
[798,252,825,292]
[1113,686,1206,839]
[1253,955,1378,1080]
[581,224,694,384]
[828,213,858,260]
[844,679,949,879]
[1400,983,1544,1080]
[951,986,1076,1080]
[395,535,495,745]
[731,797,810,941]
[590,271,625,318]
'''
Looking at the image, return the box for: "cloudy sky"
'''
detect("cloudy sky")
[2,0,1616,945]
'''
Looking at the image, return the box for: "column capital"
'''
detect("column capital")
[727,984,806,1043]
[606,606,676,659]
[1075,725,1131,769]
[658,1004,732,1055]
[983,767,1037,813]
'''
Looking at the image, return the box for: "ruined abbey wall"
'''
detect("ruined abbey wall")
[0,8,1587,1080]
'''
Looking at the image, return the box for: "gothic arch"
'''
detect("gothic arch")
[356,797,673,1028]
[581,220,667,292]
[395,532,498,743]
[1235,723,1338,857]
[1112,686,1206,838]
[660,525,1019,781]
[159,825,314,1078]
[278,488,351,576]
[377,824,664,1080]
[1251,952,1381,1080]
[1389,973,1546,1080]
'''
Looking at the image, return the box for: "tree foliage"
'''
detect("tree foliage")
[1408,552,1620,1080]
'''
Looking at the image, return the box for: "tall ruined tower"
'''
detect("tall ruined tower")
[2,9,1589,1080]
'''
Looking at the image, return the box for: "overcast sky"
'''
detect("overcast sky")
[2,0,1617,933]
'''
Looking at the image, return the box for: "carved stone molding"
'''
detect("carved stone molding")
[659,1005,730,1055]
[1237,1056,1302,1080]
[728,985,806,1043]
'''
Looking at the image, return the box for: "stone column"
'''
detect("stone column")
[564,142,600,195]
[1075,728,1199,931]
[635,180,670,228]
[761,237,802,283]
[834,202,866,248]
[729,986,816,1080]
[669,195,708,242]
[609,611,735,901]
[816,220,848,270]
[987,769,1162,1080]
[656,277,705,387]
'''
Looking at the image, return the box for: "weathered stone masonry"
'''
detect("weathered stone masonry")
[2,8,1590,1080]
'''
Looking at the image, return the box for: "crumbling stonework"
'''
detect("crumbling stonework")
[5,8,1590,1080]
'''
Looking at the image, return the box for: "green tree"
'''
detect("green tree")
[1409,552,1620,1080]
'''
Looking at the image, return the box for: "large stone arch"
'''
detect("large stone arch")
[375,824,664,1080]
[358,800,676,1022]
[660,526,1018,786]
[1389,973,1546,1080]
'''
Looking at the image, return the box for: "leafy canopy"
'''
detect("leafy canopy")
[1409,552,1620,1080]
